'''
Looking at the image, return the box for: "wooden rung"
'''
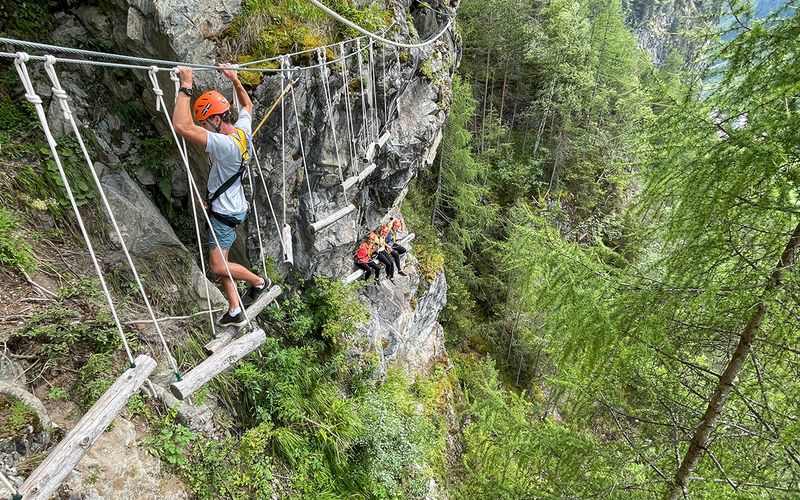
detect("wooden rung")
[342,233,415,284]
[365,142,379,161]
[377,131,391,148]
[342,175,359,192]
[204,285,282,354]
[282,224,294,265]
[19,355,157,500]
[343,163,376,191]
[358,163,377,182]
[171,328,266,400]
[310,204,357,233]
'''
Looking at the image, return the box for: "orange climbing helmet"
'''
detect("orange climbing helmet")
[193,90,230,122]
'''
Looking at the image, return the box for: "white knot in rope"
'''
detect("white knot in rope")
[13,52,42,105]
[148,66,164,111]
[168,69,181,105]
[43,55,72,121]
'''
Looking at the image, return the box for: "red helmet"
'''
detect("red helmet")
[193,90,230,122]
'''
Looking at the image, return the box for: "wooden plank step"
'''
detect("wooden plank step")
[342,163,377,191]
[377,131,391,148]
[310,204,357,233]
[19,354,157,500]
[203,285,282,354]
[171,328,267,400]
[282,224,294,265]
[365,141,378,161]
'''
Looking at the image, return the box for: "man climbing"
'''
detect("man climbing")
[173,64,266,327]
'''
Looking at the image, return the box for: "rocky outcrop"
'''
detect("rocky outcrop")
[355,241,448,375]
[623,0,717,66]
[60,417,188,500]
[245,5,459,279]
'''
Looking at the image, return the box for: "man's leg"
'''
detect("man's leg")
[209,247,242,311]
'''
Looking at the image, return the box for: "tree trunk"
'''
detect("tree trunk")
[533,79,557,157]
[480,49,491,154]
[666,221,800,500]
[498,60,509,124]
[432,153,444,227]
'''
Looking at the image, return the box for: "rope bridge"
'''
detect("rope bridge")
[0,4,455,499]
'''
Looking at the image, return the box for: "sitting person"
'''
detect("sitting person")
[383,219,408,276]
[354,239,382,282]
[379,224,406,277]
[368,231,395,282]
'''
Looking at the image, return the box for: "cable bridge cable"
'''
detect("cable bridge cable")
[317,47,348,205]
[339,41,358,172]
[0,35,378,73]
[288,66,317,223]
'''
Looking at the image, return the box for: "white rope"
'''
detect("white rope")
[382,45,388,124]
[42,56,182,379]
[231,70,241,113]
[305,0,455,49]
[395,49,403,116]
[169,71,217,339]
[249,141,285,266]
[13,53,135,366]
[243,159,269,286]
[317,48,347,204]
[356,39,369,155]
[368,42,379,139]
[339,42,358,172]
[280,58,288,227]
[289,71,316,222]
[148,68,249,327]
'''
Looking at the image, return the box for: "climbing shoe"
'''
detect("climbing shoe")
[241,279,266,308]
[219,310,247,327]
[398,270,408,277]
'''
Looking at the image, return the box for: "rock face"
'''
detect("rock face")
[101,168,226,310]
[356,244,448,375]
[623,0,716,66]
[60,417,188,500]
[245,7,459,280]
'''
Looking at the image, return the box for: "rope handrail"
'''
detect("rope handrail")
[44,56,182,380]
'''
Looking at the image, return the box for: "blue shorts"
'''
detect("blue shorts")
[208,211,247,250]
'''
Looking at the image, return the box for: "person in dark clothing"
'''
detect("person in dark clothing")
[369,231,395,281]
[354,240,382,282]
[382,220,408,276]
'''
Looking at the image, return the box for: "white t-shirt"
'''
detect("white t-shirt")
[205,109,252,215]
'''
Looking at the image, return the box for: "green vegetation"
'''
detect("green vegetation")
[73,352,118,410]
[0,207,34,271]
[0,395,42,438]
[225,0,392,65]
[150,278,451,498]
[402,0,800,497]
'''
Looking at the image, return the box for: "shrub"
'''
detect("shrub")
[0,207,34,271]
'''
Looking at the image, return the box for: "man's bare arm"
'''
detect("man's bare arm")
[221,64,253,116]
[172,66,208,147]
